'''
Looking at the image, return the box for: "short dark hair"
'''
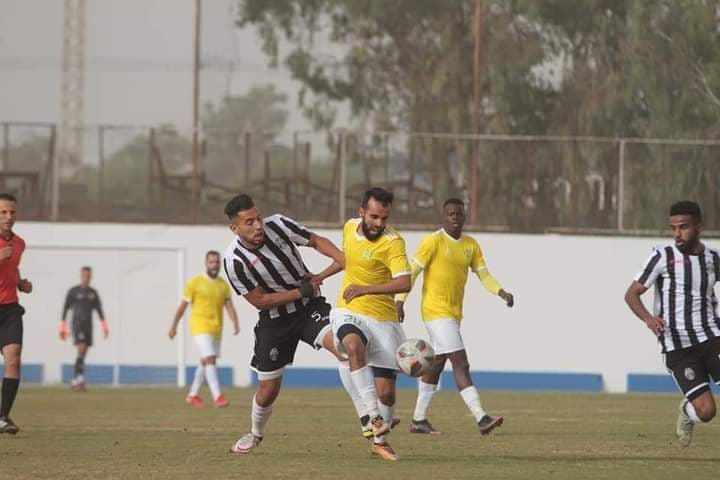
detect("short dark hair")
[206,250,220,259]
[81,266,92,273]
[670,201,702,224]
[361,187,393,208]
[443,198,464,209]
[0,193,17,203]
[224,194,254,218]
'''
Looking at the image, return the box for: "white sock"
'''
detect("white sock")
[189,365,205,396]
[205,364,222,400]
[338,361,365,418]
[683,399,702,424]
[374,401,395,444]
[413,381,438,421]
[460,386,486,422]
[251,395,272,438]
[350,366,380,418]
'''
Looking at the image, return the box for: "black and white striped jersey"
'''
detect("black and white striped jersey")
[635,244,720,352]
[223,214,314,319]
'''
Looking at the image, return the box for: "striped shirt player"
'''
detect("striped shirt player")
[626,200,720,447]
[222,194,345,455]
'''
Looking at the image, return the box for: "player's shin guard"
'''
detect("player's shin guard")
[375,401,395,443]
[0,377,20,418]
[338,360,365,418]
[413,381,438,421]
[350,366,381,418]
[205,365,221,400]
[251,395,272,438]
[189,365,205,396]
[460,386,486,422]
[74,355,85,378]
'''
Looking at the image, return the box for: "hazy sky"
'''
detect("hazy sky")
[0,0,320,133]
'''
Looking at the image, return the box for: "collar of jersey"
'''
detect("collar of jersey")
[441,228,462,243]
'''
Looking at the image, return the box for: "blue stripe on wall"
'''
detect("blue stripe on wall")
[0,364,43,383]
[251,367,604,392]
[627,373,719,393]
[61,364,233,386]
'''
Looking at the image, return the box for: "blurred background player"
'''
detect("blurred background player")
[60,266,108,391]
[397,198,514,435]
[330,187,411,461]
[0,193,32,435]
[169,250,239,408]
[625,201,720,447]
[222,194,346,455]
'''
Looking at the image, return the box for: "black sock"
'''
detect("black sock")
[1,377,20,418]
[75,356,85,377]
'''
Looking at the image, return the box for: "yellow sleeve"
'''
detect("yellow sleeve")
[182,278,195,303]
[395,260,424,302]
[413,235,436,268]
[472,245,502,295]
[386,237,411,278]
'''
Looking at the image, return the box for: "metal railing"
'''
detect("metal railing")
[3,121,718,234]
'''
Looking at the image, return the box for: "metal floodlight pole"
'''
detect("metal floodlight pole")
[339,131,348,225]
[190,0,202,223]
[617,139,626,232]
[470,0,483,225]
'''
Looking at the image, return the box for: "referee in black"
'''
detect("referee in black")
[222,194,346,454]
[625,201,720,447]
[60,266,108,391]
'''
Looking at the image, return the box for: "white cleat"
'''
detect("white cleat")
[676,401,694,447]
[230,433,263,454]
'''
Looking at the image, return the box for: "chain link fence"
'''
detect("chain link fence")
[3,122,718,234]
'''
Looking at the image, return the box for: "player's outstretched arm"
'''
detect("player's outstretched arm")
[344,274,411,303]
[306,234,345,267]
[224,299,240,335]
[243,280,317,311]
[395,260,424,322]
[474,268,513,307]
[311,260,344,286]
[624,281,664,336]
[169,300,189,339]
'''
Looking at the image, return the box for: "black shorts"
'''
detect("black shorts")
[0,303,24,348]
[251,297,331,378]
[665,336,720,401]
[72,320,93,347]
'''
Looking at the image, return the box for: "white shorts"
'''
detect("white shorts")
[330,308,406,370]
[193,334,221,358]
[424,318,465,355]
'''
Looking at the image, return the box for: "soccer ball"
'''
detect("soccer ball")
[396,338,435,377]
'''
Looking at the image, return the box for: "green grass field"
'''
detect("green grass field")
[1,387,718,479]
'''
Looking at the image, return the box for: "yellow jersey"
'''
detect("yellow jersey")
[413,229,488,322]
[336,218,410,321]
[183,274,231,337]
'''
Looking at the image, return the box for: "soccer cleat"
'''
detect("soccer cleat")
[370,441,397,461]
[70,377,86,392]
[214,394,230,408]
[0,417,19,435]
[410,419,442,435]
[478,414,504,435]
[230,433,263,454]
[362,417,400,439]
[185,394,204,408]
[676,401,694,447]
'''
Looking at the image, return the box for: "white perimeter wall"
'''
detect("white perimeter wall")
[11,221,692,392]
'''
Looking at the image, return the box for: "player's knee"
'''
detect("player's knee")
[3,354,20,373]
[449,355,470,373]
[696,403,716,422]
[204,356,217,365]
[256,385,280,407]
[342,337,366,359]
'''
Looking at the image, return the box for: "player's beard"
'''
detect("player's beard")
[675,236,699,254]
[361,219,384,241]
